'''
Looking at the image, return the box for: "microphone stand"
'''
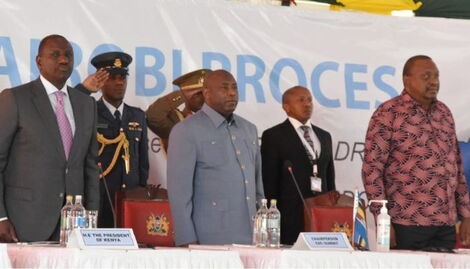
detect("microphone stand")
[284,160,312,221]
[99,163,116,228]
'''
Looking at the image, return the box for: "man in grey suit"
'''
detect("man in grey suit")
[167,69,264,246]
[0,34,100,242]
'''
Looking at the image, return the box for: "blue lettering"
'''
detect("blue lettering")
[30,39,40,81]
[172,49,182,91]
[236,55,265,103]
[270,58,306,103]
[345,63,369,109]
[135,47,166,96]
[0,37,21,86]
[69,41,83,86]
[202,52,231,71]
[373,65,398,108]
[311,61,340,108]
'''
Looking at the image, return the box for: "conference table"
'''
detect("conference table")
[2,243,470,268]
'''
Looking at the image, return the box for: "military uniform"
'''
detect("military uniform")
[96,99,149,228]
[146,91,187,152]
[77,51,149,228]
[146,69,210,152]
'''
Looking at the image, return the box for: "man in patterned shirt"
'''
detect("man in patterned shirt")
[362,55,470,250]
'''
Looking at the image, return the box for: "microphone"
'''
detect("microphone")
[98,162,116,228]
[284,160,312,221]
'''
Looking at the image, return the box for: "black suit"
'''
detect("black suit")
[96,99,149,227]
[261,119,335,245]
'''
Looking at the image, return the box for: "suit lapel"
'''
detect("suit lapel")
[31,79,66,160]
[68,87,86,162]
[281,120,311,164]
[97,99,116,123]
[311,125,325,161]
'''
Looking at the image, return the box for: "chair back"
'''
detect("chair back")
[115,185,175,247]
[304,191,355,239]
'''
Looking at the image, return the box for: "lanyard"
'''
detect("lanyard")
[299,127,319,176]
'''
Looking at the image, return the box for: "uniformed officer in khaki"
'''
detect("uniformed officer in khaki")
[146,69,210,152]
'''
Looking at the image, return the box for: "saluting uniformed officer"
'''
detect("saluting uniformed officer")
[146,69,210,152]
[80,52,149,228]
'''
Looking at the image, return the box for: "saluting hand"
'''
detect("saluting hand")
[82,68,109,93]
[181,88,202,100]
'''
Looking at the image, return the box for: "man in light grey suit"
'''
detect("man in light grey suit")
[167,69,264,246]
[0,34,99,242]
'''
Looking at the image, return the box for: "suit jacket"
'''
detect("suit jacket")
[167,104,264,246]
[261,119,335,245]
[146,91,188,152]
[0,78,100,241]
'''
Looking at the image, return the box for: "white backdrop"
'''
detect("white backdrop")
[1,0,469,197]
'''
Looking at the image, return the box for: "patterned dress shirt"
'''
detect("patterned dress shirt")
[362,91,470,226]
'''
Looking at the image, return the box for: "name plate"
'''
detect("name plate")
[67,228,138,249]
[292,232,353,251]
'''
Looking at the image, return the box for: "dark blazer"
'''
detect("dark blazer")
[261,119,335,245]
[96,99,149,227]
[0,78,100,242]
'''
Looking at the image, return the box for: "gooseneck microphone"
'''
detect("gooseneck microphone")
[99,162,116,228]
[284,160,312,220]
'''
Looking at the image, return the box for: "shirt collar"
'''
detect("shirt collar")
[201,104,236,128]
[40,75,68,96]
[102,97,124,116]
[288,116,312,130]
[401,90,437,113]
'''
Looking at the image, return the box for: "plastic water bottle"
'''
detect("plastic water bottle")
[59,195,74,246]
[254,199,268,247]
[72,195,87,229]
[267,199,281,248]
[369,200,390,252]
[252,214,258,245]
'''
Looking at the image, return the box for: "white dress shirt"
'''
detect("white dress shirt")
[288,116,321,159]
[102,98,124,118]
[40,75,76,135]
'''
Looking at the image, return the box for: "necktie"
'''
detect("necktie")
[300,125,316,164]
[54,91,73,159]
[114,110,121,126]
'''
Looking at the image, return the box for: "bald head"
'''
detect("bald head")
[402,55,439,110]
[403,55,432,78]
[282,86,309,104]
[203,69,238,117]
[282,86,313,124]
